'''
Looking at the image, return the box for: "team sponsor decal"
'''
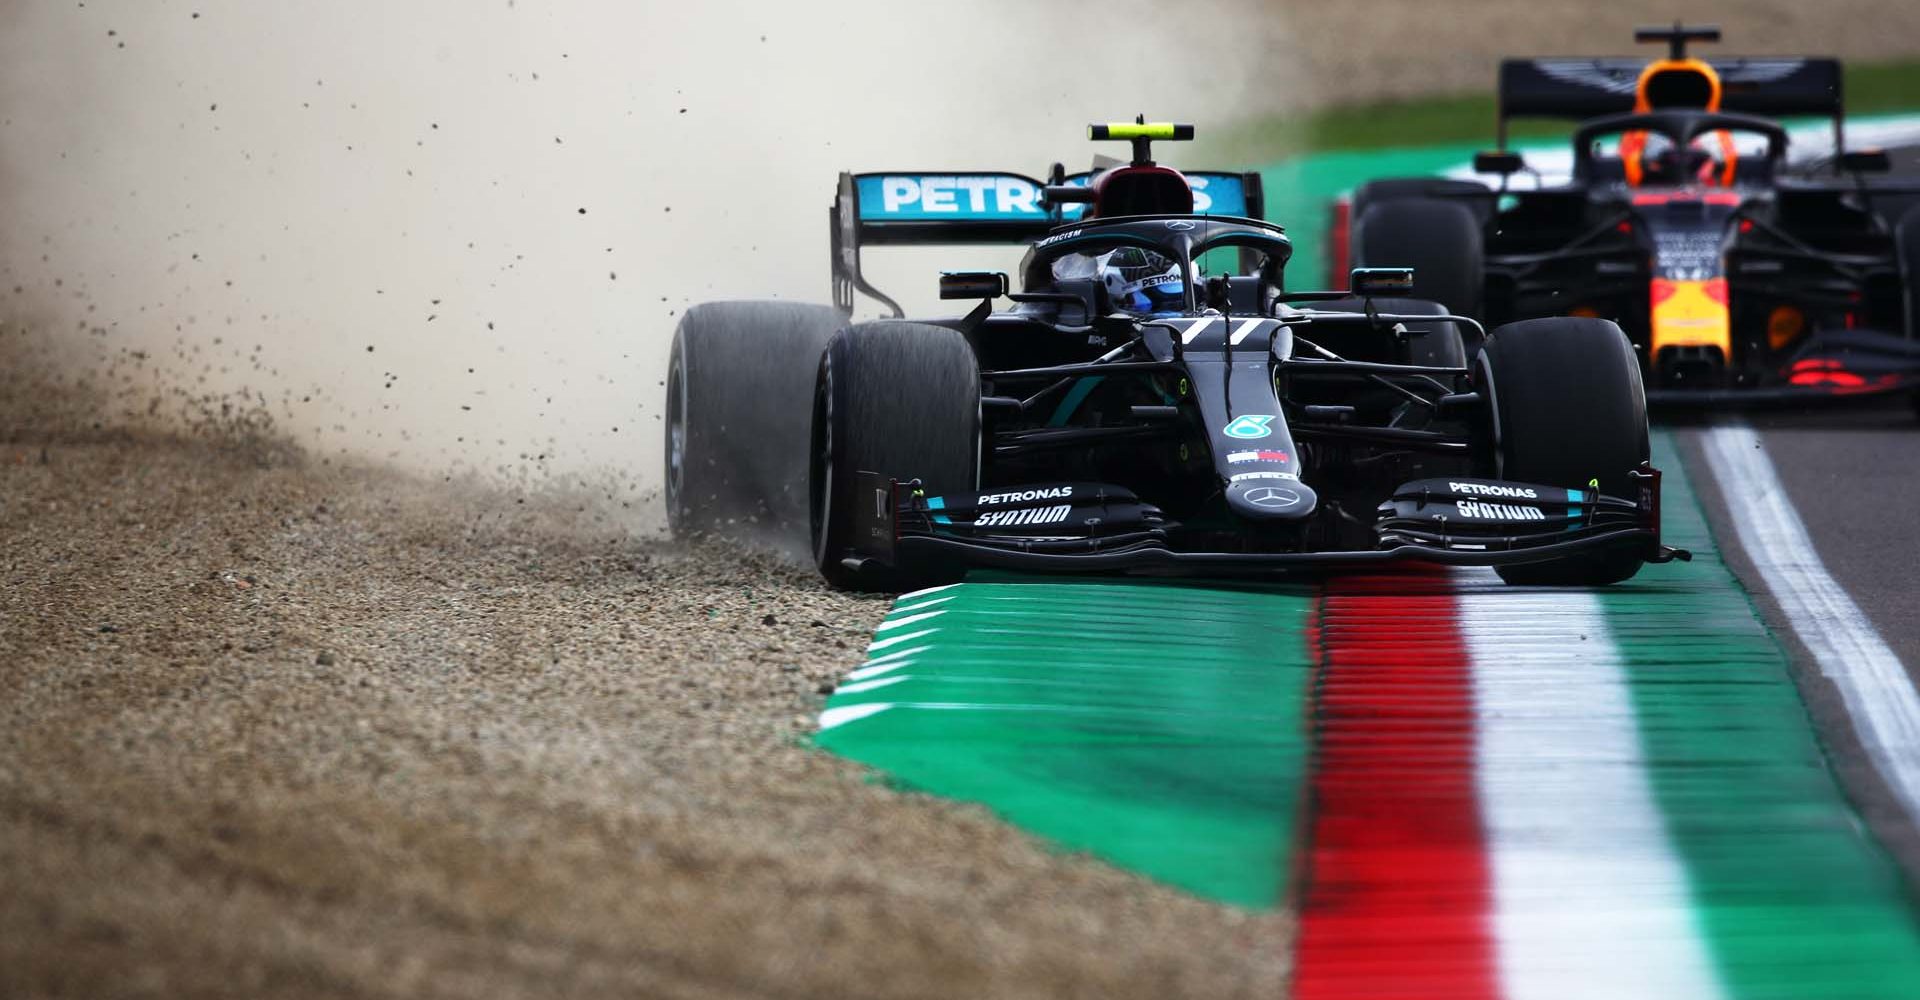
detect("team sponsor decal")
[1228,450,1290,464]
[1223,414,1277,439]
[1455,500,1547,521]
[1448,481,1539,499]
[977,486,1073,506]
[1229,471,1301,482]
[862,175,1044,220]
[858,173,1247,223]
[1033,228,1084,248]
[975,504,1073,527]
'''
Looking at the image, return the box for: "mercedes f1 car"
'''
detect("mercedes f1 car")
[666,121,1688,590]
[1341,24,1920,405]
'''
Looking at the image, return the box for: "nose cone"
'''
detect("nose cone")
[1225,478,1318,521]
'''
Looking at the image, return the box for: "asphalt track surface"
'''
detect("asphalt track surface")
[1681,400,1920,874]
[1735,403,1920,670]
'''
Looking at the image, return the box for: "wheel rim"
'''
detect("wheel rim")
[810,351,835,568]
[665,356,688,517]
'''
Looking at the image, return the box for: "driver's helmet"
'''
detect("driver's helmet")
[1051,247,1185,315]
[1624,131,1735,186]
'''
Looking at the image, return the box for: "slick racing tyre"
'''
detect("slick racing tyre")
[1902,207,1920,419]
[1350,177,1494,227]
[1353,196,1486,324]
[1901,206,1920,419]
[811,322,979,591]
[1476,317,1650,586]
[664,302,849,538]
[1304,296,1467,369]
[1899,205,1920,340]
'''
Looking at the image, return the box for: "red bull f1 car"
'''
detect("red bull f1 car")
[1341,24,1920,405]
[665,122,1688,590]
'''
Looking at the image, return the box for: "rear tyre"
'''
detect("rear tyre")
[1304,296,1466,368]
[811,322,980,591]
[1350,178,1494,226]
[665,302,849,539]
[1353,197,1486,323]
[1476,317,1650,586]
[1899,208,1920,419]
[1898,206,1920,340]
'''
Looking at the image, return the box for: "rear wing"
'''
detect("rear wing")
[830,168,1265,316]
[1496,57,1845,149]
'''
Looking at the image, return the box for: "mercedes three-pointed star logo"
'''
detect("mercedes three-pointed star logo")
[1246,486,1301,509]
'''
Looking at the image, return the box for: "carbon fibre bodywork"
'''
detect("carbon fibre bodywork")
[820,213,1684,582]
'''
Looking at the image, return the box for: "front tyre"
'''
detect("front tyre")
[1476,317,1651,586]
[811,322,979,591]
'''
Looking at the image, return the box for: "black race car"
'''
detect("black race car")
[1341,24,1920,405]
[666,122,1687,590]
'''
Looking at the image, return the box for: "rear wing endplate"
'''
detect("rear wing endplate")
[1496,57,1844,149]
[830,168,1265,316]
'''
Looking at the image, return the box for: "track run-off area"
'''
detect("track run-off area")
[817,132,1920,998]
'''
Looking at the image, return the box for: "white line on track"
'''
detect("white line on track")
[848,646,933,681]
[834,675,910,696]
[846,659,919,682]
[867,627,939,652]
[819,703,893,730]
[890,594,958,616]
[876,609,946,632]
[1459,575,1727,1000]
[1702,424,1920,822]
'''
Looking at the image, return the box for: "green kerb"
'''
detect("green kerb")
[1601,432,1920,998]
[815,576,1317,908]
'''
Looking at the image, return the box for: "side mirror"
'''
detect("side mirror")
[1351,267,1414,298]
[939,271,1008,300]
[1042,185,1096,205]
[1839,148,1892,174]
[1473,150,1526,175]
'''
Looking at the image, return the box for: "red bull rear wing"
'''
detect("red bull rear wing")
[1497,56,1845,148]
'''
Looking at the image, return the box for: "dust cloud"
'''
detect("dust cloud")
[0,1,1300,499]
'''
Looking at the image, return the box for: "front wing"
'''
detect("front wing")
[839,470,1690,578]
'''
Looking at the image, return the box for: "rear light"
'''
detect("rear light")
[1616,221,1633,234]
[1568,305,1600,318]
[1739,219,1754,233]
[1767,305,1805,350]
